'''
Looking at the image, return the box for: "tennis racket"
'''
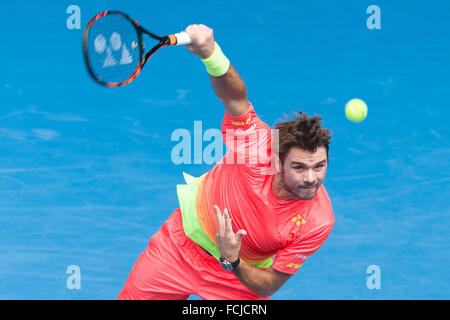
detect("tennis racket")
[82,10,192,87]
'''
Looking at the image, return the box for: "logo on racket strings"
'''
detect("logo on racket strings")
[94,32,134,68]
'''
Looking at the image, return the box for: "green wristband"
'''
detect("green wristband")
[201,42,230,77]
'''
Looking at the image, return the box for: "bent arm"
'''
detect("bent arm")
[214,205,291,297]
[185,24,249,117]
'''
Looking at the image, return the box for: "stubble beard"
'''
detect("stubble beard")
[280,170,317,200]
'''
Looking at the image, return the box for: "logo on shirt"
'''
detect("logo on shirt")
[231,115,252,126]
[291,214,306,226]
[295,254,307,260]
[287,263,302,270]
[234,123,257,136]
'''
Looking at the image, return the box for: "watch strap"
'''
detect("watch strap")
[230,257,240,269]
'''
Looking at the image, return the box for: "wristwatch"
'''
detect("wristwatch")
[219,257,240,271]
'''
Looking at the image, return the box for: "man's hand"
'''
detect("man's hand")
[185,24,215,59]
[214,205,247,262]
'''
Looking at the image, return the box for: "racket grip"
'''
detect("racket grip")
[173,32,192,46]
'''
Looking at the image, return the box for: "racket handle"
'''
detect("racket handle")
[169,32,192,46]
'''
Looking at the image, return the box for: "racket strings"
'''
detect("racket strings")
[87,14,142,84]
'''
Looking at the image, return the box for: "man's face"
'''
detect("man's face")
[280,146,328,200]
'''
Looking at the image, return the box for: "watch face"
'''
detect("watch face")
[220,258,232,271]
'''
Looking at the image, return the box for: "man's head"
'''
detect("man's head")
[274,111,332,200]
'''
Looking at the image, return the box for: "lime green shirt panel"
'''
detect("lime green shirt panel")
[176,172,273,269]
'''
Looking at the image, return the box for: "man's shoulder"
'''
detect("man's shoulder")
[222,102,271,131]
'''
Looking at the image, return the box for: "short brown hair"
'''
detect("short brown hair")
[274,111,332,164]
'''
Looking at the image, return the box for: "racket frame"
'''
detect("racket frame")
[82,10,175,87]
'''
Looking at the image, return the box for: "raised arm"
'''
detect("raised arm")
[185,24,249,117]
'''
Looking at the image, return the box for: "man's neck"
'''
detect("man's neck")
[272,172,300,201]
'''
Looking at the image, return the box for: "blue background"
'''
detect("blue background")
[0,0,449,299]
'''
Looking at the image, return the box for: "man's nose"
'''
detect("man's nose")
[303,169,316,184]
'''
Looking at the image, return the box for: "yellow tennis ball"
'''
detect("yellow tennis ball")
[345,98,368,122]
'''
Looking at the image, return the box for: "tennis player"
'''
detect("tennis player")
[117,24,334,300]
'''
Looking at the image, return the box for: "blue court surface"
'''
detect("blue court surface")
[0,0,449,299]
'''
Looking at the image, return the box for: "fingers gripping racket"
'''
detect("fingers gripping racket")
[82,11,191,87]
